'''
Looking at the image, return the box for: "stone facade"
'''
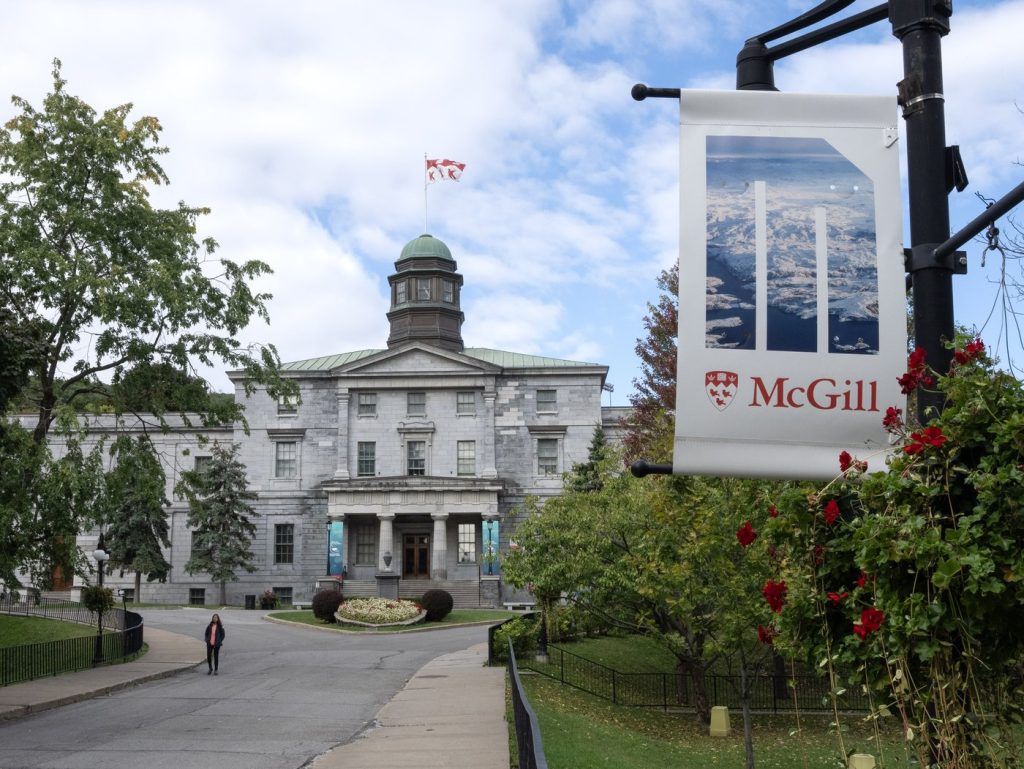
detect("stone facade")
[56,234,616,608]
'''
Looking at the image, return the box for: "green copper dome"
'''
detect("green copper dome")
[399,233,453,261]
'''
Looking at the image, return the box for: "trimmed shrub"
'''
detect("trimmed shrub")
[420,588,454,622]
[81,585,115,615]
[259,589,279,609]
[311,589,344,623]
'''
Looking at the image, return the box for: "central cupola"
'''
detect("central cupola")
[386,234,465,351]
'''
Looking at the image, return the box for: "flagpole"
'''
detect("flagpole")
[423,153,428,233]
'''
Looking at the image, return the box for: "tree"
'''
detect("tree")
[177,442,258,605]
[103,436,171,602]
[621,264,678,463]
[566,425,606,493]
[0,60,292,448]
[0,61,292,588]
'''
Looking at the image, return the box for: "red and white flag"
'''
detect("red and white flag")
[426,158,466,183]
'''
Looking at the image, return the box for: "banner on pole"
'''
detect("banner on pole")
[328,520,345,576]
[675,90,906,480]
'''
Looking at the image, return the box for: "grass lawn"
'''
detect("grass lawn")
[521,674,909,769]
[0,615,96,648]
[268,608,515,631]
[545,633,677,672]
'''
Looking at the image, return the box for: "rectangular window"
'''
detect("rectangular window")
[358,392,377,416]
[272,587,293,606]
[396,280,407,303]
[194,455,212,474]
[537,438,559,475]
[275,441,298,478]
[457,441,476,476]
[458,523,476,563]
[355,526,375,565]
[189,588,205,606]
[417,278,431,300]
[274,523,294,564]
[357,442,376,477]
[407,391,426,416]
[190,530,200,559]
[456,391,475,415]
[443,280,454,303]
[277,394,297,415]
[537,389,557,413]
[120,588,135,603]
[407,440,426,476]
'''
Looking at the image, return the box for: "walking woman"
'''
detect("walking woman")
[204,613,225,675]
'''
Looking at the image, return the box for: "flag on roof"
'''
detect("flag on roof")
[426,158,466,182]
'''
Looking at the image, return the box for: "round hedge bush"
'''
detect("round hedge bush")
[311,589,344,623]
[420,589,454,622]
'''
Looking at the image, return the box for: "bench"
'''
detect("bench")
[292,601,310,610]
[502,602,536,611]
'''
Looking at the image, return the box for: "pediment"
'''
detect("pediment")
[332,343,499,377]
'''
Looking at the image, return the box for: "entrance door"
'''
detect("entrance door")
[402,534,430,579]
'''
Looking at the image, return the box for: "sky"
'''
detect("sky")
[3,0,1023,400]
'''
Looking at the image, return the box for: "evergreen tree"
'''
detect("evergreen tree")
[621,264,678,463]
[103,436,171,602]
[177,442,258,604]
[566,425,607,493]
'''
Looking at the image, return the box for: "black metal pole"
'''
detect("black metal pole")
[891,0,954,423]
[93,534,105,665]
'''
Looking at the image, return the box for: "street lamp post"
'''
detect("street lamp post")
[92,534,109,666]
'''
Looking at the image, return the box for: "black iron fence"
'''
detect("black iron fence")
[508,639,549,769]
[522,643,871,713]
[0,597,145,687]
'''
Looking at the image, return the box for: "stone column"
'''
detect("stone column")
[482,391,497,478]
[334,389,350,479]
[377,512,395,572]
[431,512,448,580]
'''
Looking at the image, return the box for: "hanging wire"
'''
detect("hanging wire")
[974,191,1024,379]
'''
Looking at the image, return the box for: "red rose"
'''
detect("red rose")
[762,580,788,613]
[904,426,947,455]
[826,591,849,605]
[736,521,757,548]
[757,625,776,645]
[861,607,884,632]
[855,571,868,588]
[839,451,853,472]
[823,499,840,525]
[769,504,778,518]
[882,406,903,433]
[853,623,868,640]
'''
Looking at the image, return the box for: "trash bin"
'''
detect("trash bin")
[245,594,256,610]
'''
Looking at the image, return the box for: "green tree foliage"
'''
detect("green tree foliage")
[503,446,777,728]
[566,425,606,493]
[177,441,258,605]
[621,264,677,463]
[103,436,171,601]
[0,60,292,447]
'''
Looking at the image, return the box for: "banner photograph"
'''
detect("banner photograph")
[675,90,906,480]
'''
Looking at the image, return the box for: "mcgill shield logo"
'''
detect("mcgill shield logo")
[705,370,739,411]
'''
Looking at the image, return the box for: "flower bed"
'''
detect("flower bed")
[335,598,425,628]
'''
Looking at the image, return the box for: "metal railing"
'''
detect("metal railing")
[523,643,871,713]
[1,597,145,687]
[508,639,548,769]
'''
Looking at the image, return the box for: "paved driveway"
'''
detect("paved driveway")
[0,608,491,769]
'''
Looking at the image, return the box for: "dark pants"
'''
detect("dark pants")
[207,644,220,671]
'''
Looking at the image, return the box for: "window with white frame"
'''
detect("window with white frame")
[274,441,298,478]
[537,438,559,475]
[457,441,476,476]
[417,278,431,300]
[458,523,476,563]
[277,394,297,415]
[407,440,426,476]
[443,280,454,303]
[395,280,407,304]
[274,524,294,564]
[407,391,426,416]
[357,442,376,477]
[355,526,375,565]
[358,392,377,416]
[536,389,557,413]
[456,391,475,415]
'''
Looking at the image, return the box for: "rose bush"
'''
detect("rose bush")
[763,339,1024,768]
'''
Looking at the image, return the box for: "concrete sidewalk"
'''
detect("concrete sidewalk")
[312,642,509,769]
[0,627,510,769]
[0,627,207,720]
